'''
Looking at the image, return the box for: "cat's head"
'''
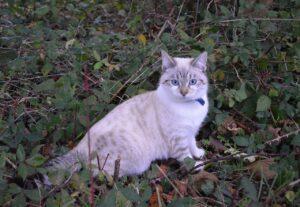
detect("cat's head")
[159,50,208,102]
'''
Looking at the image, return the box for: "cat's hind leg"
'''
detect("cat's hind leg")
[189,139,205,159]
[189,139,206,171]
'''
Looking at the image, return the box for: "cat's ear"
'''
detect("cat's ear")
[161,50,176,71]
[191,51,208,71]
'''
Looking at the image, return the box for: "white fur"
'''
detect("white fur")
[47,51,209,179]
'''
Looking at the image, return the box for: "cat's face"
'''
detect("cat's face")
[159,50,208,102]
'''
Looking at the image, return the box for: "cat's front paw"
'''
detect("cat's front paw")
[194,160,205,171]
[192,148,205,159]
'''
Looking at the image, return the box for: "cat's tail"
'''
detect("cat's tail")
[42,150,82,186]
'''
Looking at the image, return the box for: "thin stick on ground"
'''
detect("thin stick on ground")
[231,63,243,83]
[155,164,183,198]
[156,185,163,207]
[96,154,101,172]
[289,178,300,187]
[183,152,296,177]
[101,153,110,171]
[265,129,300,145]
[113,156,121,182]
[171,0,185,34]
[84,65,95,207]
[41,168,76,204]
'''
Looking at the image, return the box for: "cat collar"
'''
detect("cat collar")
[196,98,205,105]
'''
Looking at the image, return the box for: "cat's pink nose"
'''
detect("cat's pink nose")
[180,87,189,96]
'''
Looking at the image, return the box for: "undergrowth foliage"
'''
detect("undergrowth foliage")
[0,0,299,206]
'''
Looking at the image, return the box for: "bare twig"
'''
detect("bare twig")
[109,44,160,102]
[155,164,183,198]
[183,152,293,177]
[230,63,243,83]
[101,153,110,171]
[5,157,17,169]
[289,178,300,187]
[195,196,224,206]
[275,178,300,198]
[192,0,200,35]
[41,168,76,203]
[219,18,300,23]
[231,108,260,129]
[84,65,95,207]
[113,156,121,182]
[156,185,163,207]
[206,0,214,11]
[109,61,148,102]
[265,129,300,145]
[171,0,185,34]
[96,154,102,172]
[155,20,171,42]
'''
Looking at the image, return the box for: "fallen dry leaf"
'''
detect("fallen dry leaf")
[267,125,281,137]
[148,185,163,207]
[191,171,219,183]
[217,116,242,135]
[162,192,174,203]
[174,178,188,196]
[41,143,52,156]
[209,138,226,152]
[157,164,168,179]
[247,158,277,180]
[189,171,219,193]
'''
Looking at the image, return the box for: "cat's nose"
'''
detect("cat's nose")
[180,87,189,96]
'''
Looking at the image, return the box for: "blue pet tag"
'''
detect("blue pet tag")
[196,98,205,105]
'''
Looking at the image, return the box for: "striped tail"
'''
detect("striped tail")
[43,150,82,186]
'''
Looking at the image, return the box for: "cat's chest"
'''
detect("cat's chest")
[175,105,206,126]
[162,101,208,134]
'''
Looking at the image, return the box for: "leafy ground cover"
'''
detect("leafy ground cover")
[0,0,299,206]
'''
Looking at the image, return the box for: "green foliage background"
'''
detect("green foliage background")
[0,0,299,206]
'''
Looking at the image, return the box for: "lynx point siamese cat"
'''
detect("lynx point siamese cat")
[46,50,209,180]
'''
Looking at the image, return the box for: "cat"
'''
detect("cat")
[45,50,209,181]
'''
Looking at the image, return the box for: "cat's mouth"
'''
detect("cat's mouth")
[179,95,194,101]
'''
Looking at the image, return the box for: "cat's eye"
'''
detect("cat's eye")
[189,79,197,85]
[171,79,179,86]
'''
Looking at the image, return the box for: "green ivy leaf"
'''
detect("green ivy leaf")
[17,145,25,162]
[235,82,247,102]
[26,154,46,167]
[35,5,50,17]
[11,193,26,207]
[177,28,191,41]
[168,197,195,207]
[120,187,140,202]
[183,157,196,169]
[0,153,6,168]
[285,191,295,202]
[201,180,215,195]
[256,95,271,112]
[257,58,268,70]
[220,5,231,16]
[8,183,22,194]
[99,189,117,206]
[116,191,131,207]
[269,88,279,97]
[234,136,250,147]
[41,62,53,76]
[94,61,103,70]
[93,50,101,61]
[23,189,41,202]
[35,79,55,92]
[291,135,300,146]
[241,177,257,201]
[215,113,229,126]
[18,163,28,180]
